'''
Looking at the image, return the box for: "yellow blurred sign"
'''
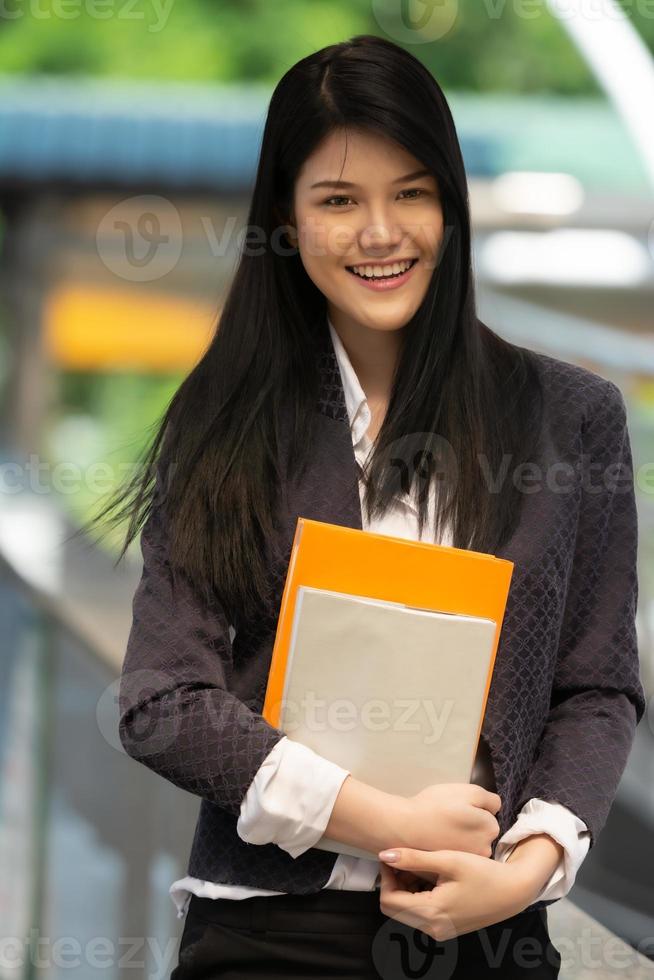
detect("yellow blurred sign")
[44,283,217,372]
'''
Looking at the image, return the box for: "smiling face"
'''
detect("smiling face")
[289,128,444,338]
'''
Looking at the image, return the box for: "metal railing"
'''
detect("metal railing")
[0,551,199,980]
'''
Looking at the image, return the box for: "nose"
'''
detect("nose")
[358,210,403,256]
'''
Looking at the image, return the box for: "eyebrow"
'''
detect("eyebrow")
[309,168,433,190]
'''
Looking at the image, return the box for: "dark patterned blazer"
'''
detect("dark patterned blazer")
[118,322,647,914]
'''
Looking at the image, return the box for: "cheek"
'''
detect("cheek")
[405,232,441,277]
[300,214,357,262]
[412,215,444,267]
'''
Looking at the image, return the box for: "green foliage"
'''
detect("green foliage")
[0,0,651,93]
[46,370,183,549]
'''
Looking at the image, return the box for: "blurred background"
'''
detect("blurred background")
[0,1,653,977]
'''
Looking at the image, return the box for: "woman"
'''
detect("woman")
[105,34,645,979]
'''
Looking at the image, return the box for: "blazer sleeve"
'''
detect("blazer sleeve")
[514,378,647,848]
[117,463,286,816]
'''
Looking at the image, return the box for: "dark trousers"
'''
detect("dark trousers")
[170,888,562,979]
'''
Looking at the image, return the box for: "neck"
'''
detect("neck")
[327,312,404,405]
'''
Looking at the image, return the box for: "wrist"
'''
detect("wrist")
[374,792,412,853]
[324,777,412,855]
[504,833,564,903]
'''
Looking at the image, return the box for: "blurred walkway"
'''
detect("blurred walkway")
[0,479,139,671]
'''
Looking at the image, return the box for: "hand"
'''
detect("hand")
[377,847,534,941]
[395,783,502,857]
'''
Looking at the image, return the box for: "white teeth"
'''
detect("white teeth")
[349,259,415,279]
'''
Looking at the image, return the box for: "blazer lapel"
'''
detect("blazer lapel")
[313,317,352,426]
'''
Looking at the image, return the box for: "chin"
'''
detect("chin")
[354,315,413,333]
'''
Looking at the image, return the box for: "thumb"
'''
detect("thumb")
[378,848,460,876]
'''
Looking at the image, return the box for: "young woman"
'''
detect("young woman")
[105,34,645,979]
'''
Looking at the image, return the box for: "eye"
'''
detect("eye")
[324,195,353,207]
[399,188,427,200]
[322,188,429,208]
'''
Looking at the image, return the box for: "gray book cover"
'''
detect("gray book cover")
[279,586,497,861]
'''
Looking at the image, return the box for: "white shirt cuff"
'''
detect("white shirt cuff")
[494,797,591,901]
[236,736,351,858]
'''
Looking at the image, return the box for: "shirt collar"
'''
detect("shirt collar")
[326,315,371,448]
[326,314,431,520]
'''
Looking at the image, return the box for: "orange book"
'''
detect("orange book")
[263,517,514,770]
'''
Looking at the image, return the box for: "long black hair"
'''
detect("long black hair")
[79,34,543,625]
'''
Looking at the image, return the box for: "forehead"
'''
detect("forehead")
[296,128,429,190]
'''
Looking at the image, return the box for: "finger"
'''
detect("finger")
[470,783,502,815]
[378,860,401,894]
[381,886,437,919]
[382,878,459,929]
[379,848,458,877]
[476,788,502,814]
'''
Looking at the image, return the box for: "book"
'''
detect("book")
[262,517,514,861]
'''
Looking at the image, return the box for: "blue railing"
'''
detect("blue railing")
[0,552,198,980]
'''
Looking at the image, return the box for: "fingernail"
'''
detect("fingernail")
[379,850,399,862]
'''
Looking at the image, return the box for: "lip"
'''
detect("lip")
[346,257,419,292]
